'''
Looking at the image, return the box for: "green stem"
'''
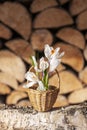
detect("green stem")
[42,70,49,90]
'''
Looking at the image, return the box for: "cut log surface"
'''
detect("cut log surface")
[68,88,87,104]
[56,27,85,49]
[0,103,87,129]
[76,10,87,30]
[6,91,28,105]
[53,95,69,108]
[49,70,82,94]
[0,2,31,40]
[59,71,83,94]
[31,29,53,51]
[5,39,35,64]
[84,45,87,60]
[56,63,66,72]
[54,43,84,72]
[59,0,69,5]
[33,8,73,28]
[0,50,26,82]
[49,70,83,94]
[0,72,18,90]
[0,23,12,39]
[49,73,60,89]
[70,0,87,16]
[17,85,29,93]
[16,99,31,107]
[30,0,58,13]
[79,67,87,84]
[0,82,11,95]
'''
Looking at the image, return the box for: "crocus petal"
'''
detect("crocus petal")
[25,71,38,82]
[44,44,52,59]
[37,81,46,91]
[39,57,49,71]
[23,81,36,88]
[32,56,42,72]
[57,52,65,59]
[32,56,37,66]
[49,58,61,72]
[51,47,60,59]
[32,56,38,71]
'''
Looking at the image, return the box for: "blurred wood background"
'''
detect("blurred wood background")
[0,0,87,108]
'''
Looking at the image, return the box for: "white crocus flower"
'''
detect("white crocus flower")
[32,56,37,69]
[49,57,61,72]
[32,56,41,72]
[25,71,39,82]
[24,71,39,88]
[39,57,49,71]
[24,71,45,91]
[37,81,46,91]
[44,44,60,60]
[44,44,64,72]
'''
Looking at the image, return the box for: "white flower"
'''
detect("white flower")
[32,56,37,69]
[37,81,46,91]
[39,57,49,71]
[44,44,60,60]
[49,57,61,72]
[24,44,64,91]
[44,44,64,72]
[32,56,41,72]
[24,71,45,90]
[24,71,39,88]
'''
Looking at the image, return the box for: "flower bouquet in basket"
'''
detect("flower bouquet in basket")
[24,44,64,112]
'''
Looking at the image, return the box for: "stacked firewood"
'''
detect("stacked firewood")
[0,0,87,108]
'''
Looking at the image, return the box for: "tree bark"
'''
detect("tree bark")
[0,103,87,130]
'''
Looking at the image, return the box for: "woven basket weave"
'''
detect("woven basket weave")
[28,86,59,111]
[28,67,60,112]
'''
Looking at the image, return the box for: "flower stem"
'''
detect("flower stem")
[42,70,49,90]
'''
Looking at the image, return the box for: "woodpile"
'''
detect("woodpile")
[0,0,87,109]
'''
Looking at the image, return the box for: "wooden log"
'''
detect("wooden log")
[59,71,83,94]
[56,27,85,49]
[54,43,84,72]
[30,29,53,51]
[0,83,11,95]
[53,95,69,108]
[0,103,87,129]
[6,91,28,105]
[16,99,31,107]
[33,7,73,28]
[69,0,87,16]
[79,67,87,84]
[0,50,26,82]
[17,85,29,93]
[84,45,87,60]
[59,0,69,5]
[5,39,35,64]
[56,63,66,72]
[76,10,87,30]
[0,72,18,90]
[30,0,58,13]
[0,23,12,40]
[0,2,31,40]
[68,88,87,104]
[49,70,83,94]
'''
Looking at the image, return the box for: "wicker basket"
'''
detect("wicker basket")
[28,68,60,112]
[28,86,59,112]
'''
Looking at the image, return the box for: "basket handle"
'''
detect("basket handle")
[55,69,60,92]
